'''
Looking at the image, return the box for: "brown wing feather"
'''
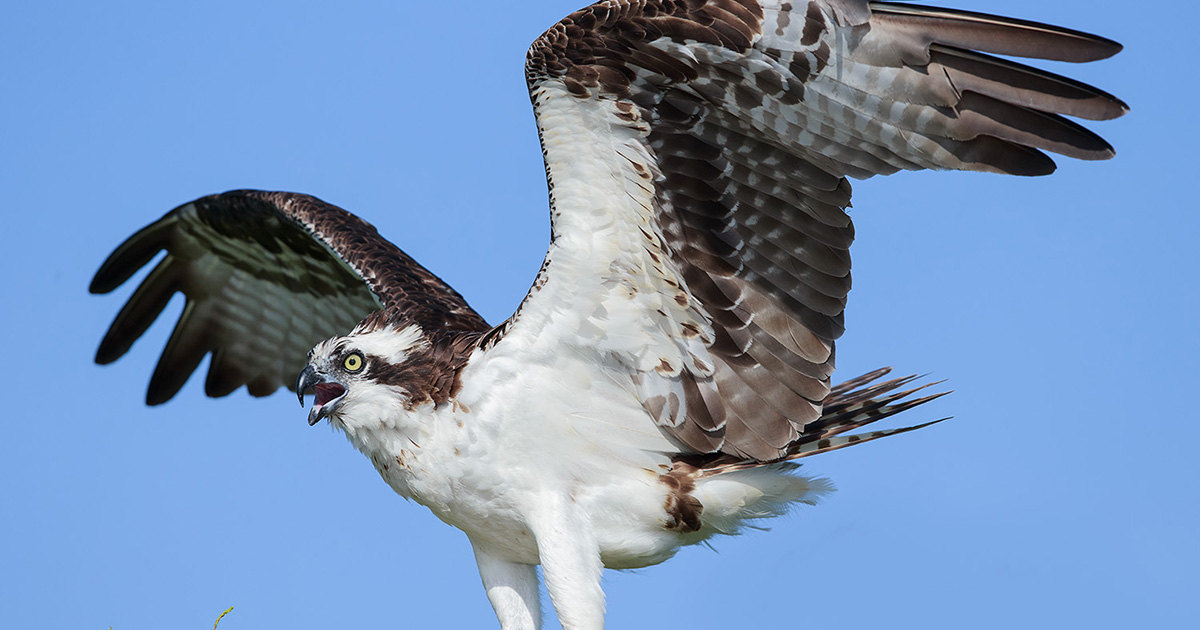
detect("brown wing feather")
[91,190,488,405]
[525,0,1124,461]
[866,2,1123,63]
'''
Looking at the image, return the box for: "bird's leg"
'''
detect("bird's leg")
[472,543,542,630]
[528,494,606,630]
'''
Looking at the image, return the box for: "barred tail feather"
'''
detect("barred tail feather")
[686,367,948,476]
[787,366,949,460]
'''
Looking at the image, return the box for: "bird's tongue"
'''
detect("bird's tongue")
[314,383,346,407]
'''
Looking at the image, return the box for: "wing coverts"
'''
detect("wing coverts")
[522,0,1124,460]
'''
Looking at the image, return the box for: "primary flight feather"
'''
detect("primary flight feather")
[91,2,1125,628]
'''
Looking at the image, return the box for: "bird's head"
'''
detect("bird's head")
[295,319,431,429]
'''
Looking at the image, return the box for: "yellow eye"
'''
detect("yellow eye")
[343,353,364,373]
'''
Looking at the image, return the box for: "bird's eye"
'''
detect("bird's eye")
[343,353,365,373]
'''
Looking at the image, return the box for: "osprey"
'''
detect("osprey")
[91,1,1124,628]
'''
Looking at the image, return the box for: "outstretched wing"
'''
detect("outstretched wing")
[91,190,488,405]
[508,0,1124,460]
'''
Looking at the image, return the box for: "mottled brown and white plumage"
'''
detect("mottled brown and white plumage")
[91,2,1125,628]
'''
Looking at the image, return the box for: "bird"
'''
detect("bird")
[90,1,1125,628]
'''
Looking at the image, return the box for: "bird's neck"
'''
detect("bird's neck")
[335,397,467,503]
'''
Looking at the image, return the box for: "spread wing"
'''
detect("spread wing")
[507,0,1125,461]
[91,190,488,405]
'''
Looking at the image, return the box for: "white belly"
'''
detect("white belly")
[343,348,690,570]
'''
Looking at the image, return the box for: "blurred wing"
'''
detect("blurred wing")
[91,190,488,405]
[508,0,1124,460]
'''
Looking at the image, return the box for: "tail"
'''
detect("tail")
[683,368,947,535]
[688,368,949,476]
[787,367,950,460]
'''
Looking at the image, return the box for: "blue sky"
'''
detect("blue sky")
[3,1,1197,628]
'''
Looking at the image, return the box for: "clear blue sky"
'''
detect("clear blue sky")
[3,1,1196,628]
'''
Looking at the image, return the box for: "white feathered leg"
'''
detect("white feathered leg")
[473,543,542,630]
[528,494,606,630]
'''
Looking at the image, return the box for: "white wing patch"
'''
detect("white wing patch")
[516,83,719,433]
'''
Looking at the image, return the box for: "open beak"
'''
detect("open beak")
[296,365,347,426]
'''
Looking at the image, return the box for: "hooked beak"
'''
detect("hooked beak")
[296,365,347,426]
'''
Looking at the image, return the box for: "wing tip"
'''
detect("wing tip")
[1086,36,1124,62]
[869,2,1126,63]
[1109,96,1132,120]
[144,386,174,407]
[94,340,124,366]
[89,212,183,295]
